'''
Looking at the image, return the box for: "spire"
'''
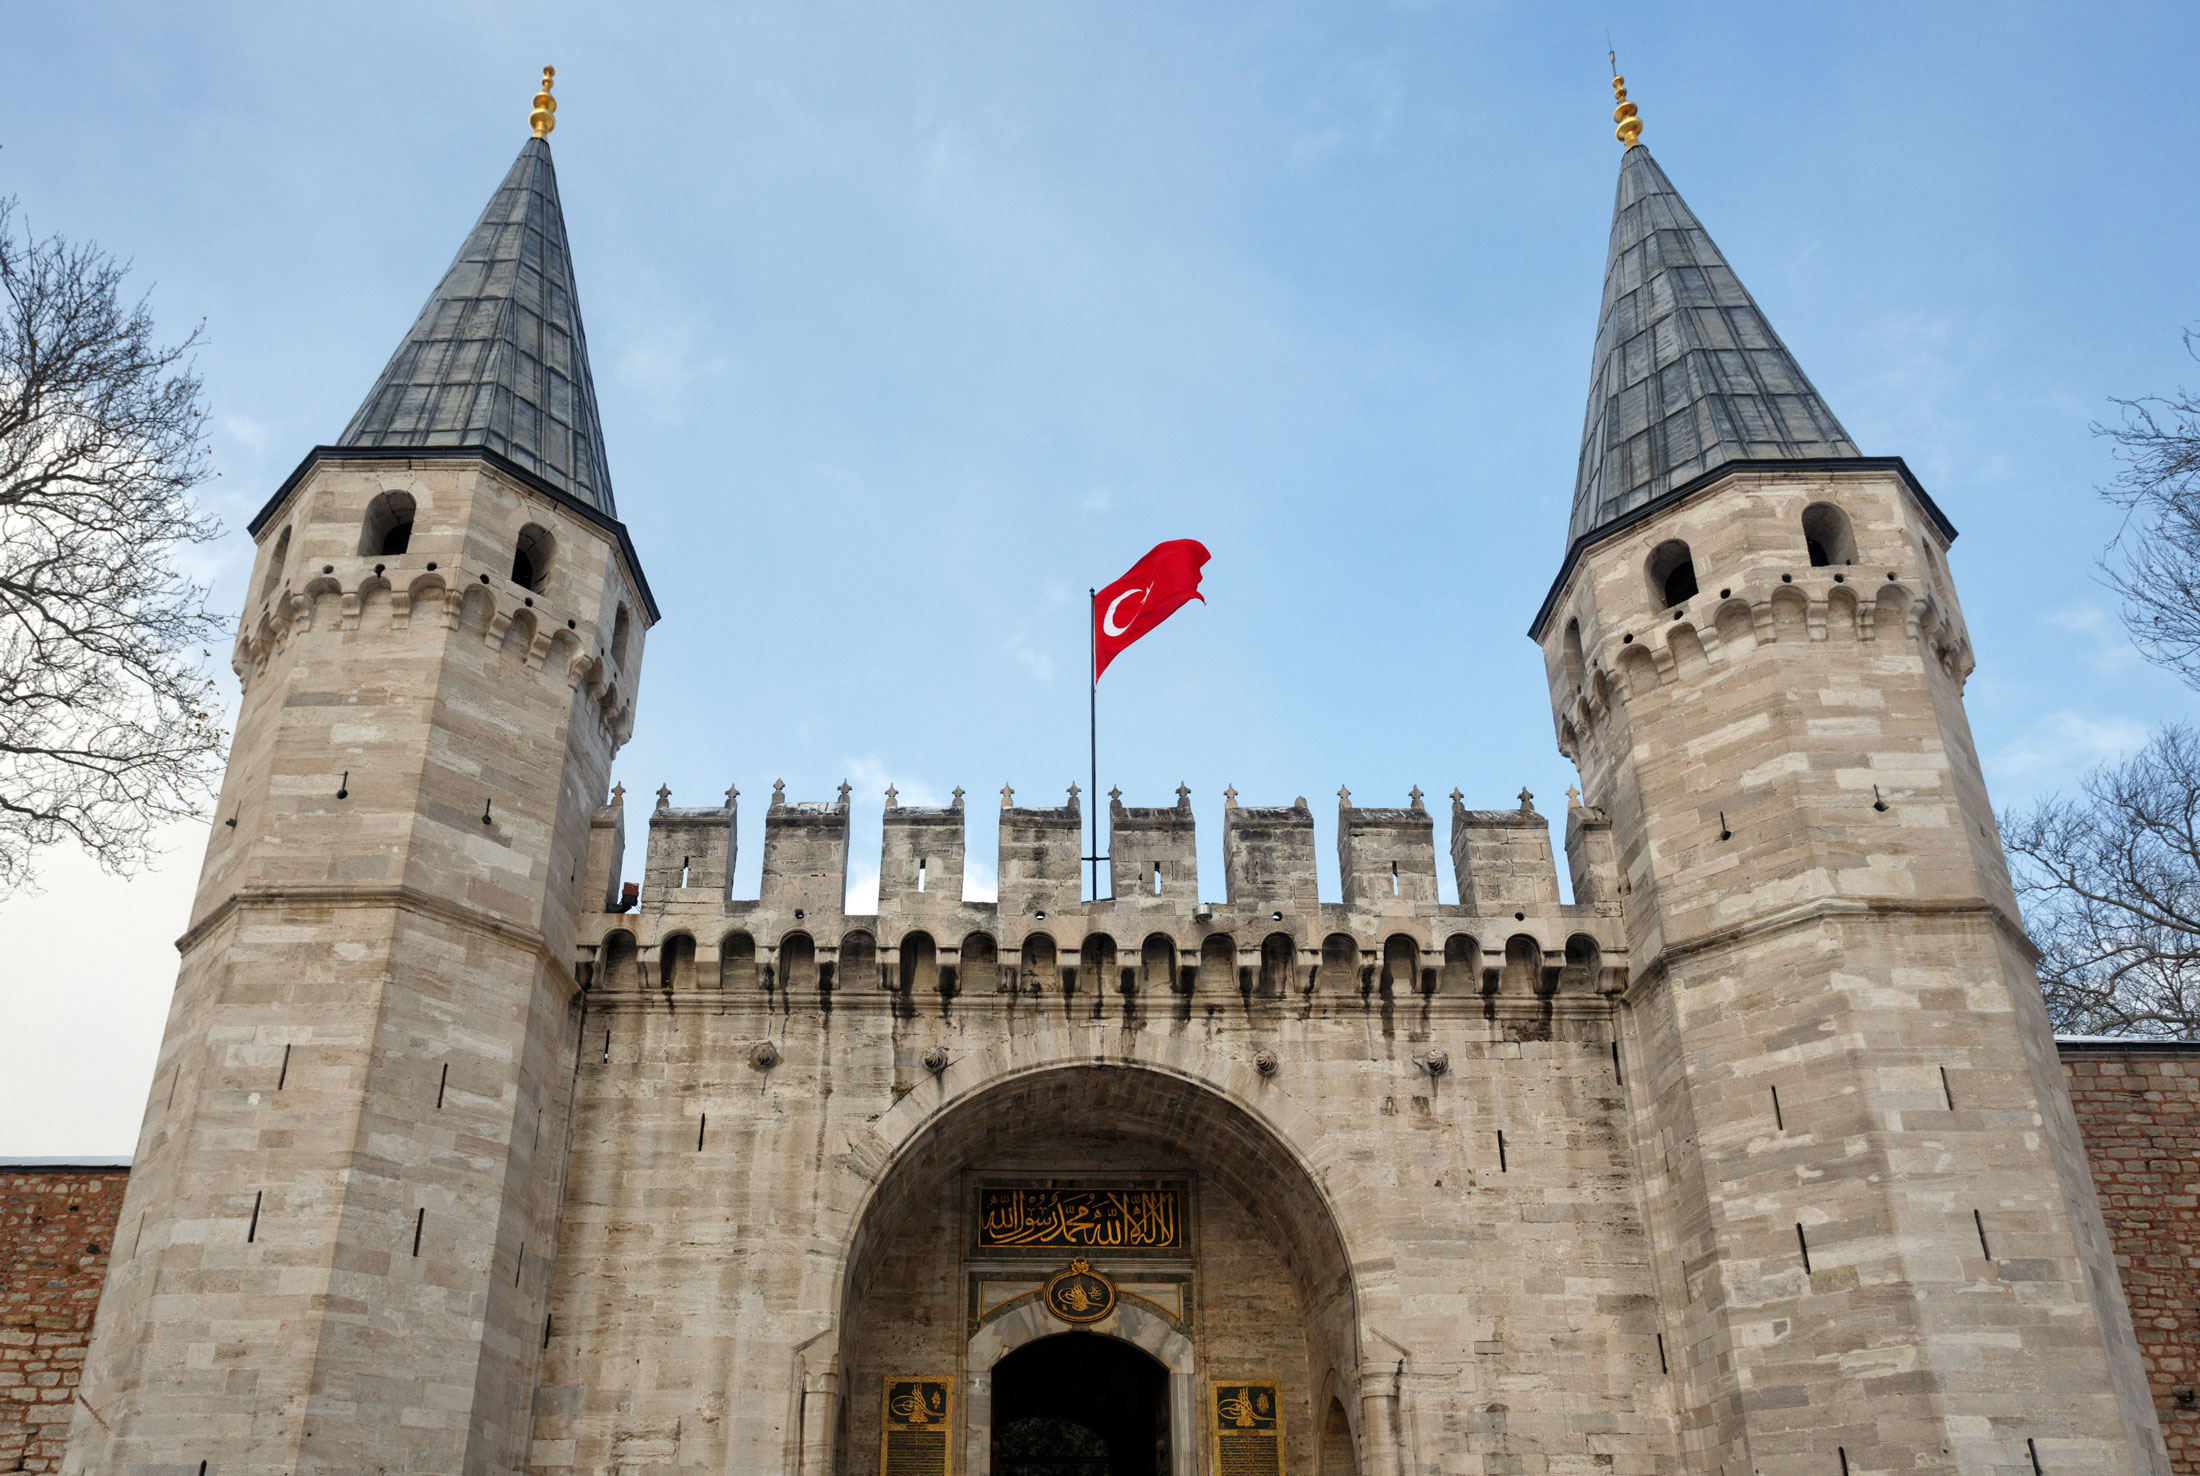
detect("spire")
[337,77,617,515]
[1567,142,1857,547]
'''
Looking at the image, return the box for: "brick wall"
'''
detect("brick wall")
[0,1168,127,1474]
[2063,1043,2200,1476]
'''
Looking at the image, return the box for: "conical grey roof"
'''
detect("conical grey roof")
[338,137,616,515]
[1569,145,1855,545]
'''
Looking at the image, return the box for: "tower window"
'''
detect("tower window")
[260,526,291,601]
[511,523,555,593]
[1801,502,1857,568]
[360,491,416,557]
[1646,539,1698,607]
[611,604,632,666]
[1562,617,1586,686]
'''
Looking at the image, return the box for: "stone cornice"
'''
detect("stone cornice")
[177,883,581,998]
[1622,893,2038,1001]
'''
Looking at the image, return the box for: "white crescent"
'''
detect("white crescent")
[1102,588,1148,638]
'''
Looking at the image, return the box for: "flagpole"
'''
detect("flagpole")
[1088,586,1099,902]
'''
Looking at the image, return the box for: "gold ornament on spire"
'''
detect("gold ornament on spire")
[1609,54,1641,148]
[529,66,557,138]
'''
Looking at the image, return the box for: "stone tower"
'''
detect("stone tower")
[64,116,652,1475]
[1531,124,2167,1475]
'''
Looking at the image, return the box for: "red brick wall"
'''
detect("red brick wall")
[2063,1046,2200,1475]
[0,1168,126,1475]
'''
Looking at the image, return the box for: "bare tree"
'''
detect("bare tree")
[0,196,225,893]
[2005,727,2200,1038]
[2099,331,2200,686]
[2001,329,2200,1037]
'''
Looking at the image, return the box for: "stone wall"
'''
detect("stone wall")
[21,1038,2200,1474]
[0,1168,126,1475]
[2063,1043,2200,1476]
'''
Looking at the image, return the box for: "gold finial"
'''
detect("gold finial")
[1609,52,1642,148]
[529,66,557,138]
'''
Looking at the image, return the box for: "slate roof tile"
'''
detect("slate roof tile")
[338,137,616,516]
[1570,146,1855,544]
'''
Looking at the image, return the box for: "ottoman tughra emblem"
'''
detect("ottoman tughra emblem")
[1042,1257,1116,1324]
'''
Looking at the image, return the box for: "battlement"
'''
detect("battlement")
[1222,795,1317,908]
[579,778,1628,1012]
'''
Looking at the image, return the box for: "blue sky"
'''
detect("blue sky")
[3,1,2194,1151]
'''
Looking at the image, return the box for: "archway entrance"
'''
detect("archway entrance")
[992,1333,1167,1476]
[834,1064,1363,1476]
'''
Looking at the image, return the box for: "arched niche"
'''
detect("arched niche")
[1319,934,1359,996]
[781,931,818,994]
[1440,934,1478,995]
[833,1064,1364,1476]
[841,929,878,992]
[1019,934,1057,994]
[1077,934,1115,1001]
[658,932,695,991]
[601,930,638,991]
[1197,933,1235,994]
[961,932,1000,994]
[1258,933,1295,998]
[899,931,940,995]
[719,931,756,990]
[1140,933,1176,996]
[1379,935,1418,999]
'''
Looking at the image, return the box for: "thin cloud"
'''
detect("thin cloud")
[1988,711,2150,791]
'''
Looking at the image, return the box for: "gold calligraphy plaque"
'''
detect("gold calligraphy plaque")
[881,1375,953,1476]
[1042,1257,1116,1324]
[1211,1380,1284,1476]
[974,1185,1185,1252]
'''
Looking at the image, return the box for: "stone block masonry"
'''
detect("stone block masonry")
[17,1044,2200,1473]
[0,1167,126,1475]
[2064,1043,2200,1476]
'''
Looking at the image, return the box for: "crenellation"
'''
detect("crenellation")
[583,787,626,914]
[1451,790,1564,916]
[1337,792,1440,909]
[1222,795,1319,908]
[1564,795,1622,910]
[640,790,735,899]
[758,788,851,915]
[995,787,1083,922]
[1108,786,1199,903]
[602,781,1619,1026]
[879,800,967,910]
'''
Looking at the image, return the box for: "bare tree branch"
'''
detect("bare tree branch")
[2097,329,2200,691]
[2005,730,2200,1039]
[0,196,224,893]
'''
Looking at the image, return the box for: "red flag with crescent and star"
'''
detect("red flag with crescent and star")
[1094,539,1210,679]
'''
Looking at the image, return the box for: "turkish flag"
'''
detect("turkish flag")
[1094,539,1210,680]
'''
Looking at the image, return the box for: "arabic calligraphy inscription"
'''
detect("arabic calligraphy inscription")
[974,1185,1184,1252]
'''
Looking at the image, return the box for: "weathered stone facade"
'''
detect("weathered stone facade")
[43,112,2181,1476]
[0,1168,125,1474]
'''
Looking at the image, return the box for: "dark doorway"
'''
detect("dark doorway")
[992,1332,1169,1476]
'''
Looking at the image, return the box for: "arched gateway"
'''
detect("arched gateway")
[830,1064,1364,1476]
